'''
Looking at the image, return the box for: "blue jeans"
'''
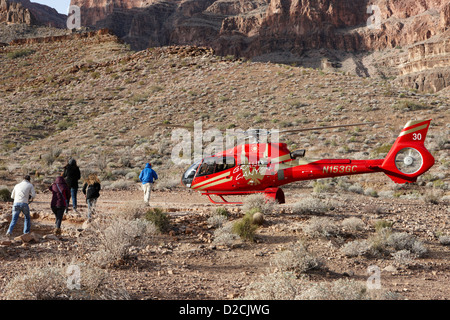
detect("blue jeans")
[70,188,77,209]
[7,203,31,235]
[87,198,97,219]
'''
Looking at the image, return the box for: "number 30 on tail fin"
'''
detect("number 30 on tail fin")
[381,120,435,184]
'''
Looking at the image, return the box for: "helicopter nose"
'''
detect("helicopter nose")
[181,161,201,188]
[181,177,192,188]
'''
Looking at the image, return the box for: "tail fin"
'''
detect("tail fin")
[381,120,435,184]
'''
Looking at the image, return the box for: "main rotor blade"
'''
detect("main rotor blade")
[275,122,380,134]
[155,123,194,129]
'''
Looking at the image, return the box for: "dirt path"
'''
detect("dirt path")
[0,186,449,300]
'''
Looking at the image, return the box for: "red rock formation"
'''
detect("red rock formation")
[0,0,34,24]
[69,0,447,52]
[69,0,449,91]
[0,0,67,27]
[441,2,450,31]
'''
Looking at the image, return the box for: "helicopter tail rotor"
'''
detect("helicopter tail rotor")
[380,120,434,183]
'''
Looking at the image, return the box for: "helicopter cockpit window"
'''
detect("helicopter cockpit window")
[181,160,201,187]
[197,157,235,177]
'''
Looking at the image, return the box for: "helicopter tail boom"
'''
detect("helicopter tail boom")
[380,120,434,184]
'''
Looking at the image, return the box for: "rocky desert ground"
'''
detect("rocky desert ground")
[0,30,448,302]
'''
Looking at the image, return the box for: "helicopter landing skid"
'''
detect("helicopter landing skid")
[202,188,285,205]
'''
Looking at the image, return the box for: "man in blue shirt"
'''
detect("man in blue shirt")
[139,163,158,205]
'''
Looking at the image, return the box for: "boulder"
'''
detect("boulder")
[252,212,264,225]
[14,232,40,243]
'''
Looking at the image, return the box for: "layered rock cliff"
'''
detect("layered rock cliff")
[0,0,34,25]
[0,0,67,27]
[70,0,450,92]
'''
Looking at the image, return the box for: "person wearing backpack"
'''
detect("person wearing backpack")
[49,176,70,235]
[63,159,81,213]
[82,174,101,221]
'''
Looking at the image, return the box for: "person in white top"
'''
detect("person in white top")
[6,175,36,236]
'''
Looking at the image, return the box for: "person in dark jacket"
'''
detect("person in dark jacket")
[139,163,158,205]
[82,173,101,221]
[63,158,81,213]
[49,176,70,235]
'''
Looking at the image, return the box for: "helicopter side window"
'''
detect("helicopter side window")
[197,157,235,177]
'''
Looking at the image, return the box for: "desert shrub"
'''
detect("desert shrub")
[312,181,333,193]
[88,218,157,268]
[3,262,130,300]
[271,241,324,275]
[423,190,440,204]
[243,271,304,300]
[341,217,365,233]
[303,217,340,238]
[3,265,66,300]
[393,100,430,111]
[243,272,396,300]
[368,227,392,256]
[213,222,239,247]
[391,249,417,266]
[368,225,427,258]
[340,240,370,257]
[106,179,134,190]
[144,208,170,233]
[232,212,258,242]
[374,220,394,233]
[7,48,35,59]
[438,235,450,245]
[348,184,364,194]
[387,232,427,257]
[215,207,229,217]
[0,188,12,202]
[154,176,180,190]
[112,201,148,220]
[42,147,62,166]
[242,193,276,214]
[207,213,228,228]
[364,188,379,197]
[373,144,392,155]
[298,279,370,300]
[292,196,329,215]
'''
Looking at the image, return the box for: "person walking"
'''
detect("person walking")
[63,159,81,213]
[82,174,101,221]
[49,176,70,235]
[6,175,36,237]
[139,163,158,205]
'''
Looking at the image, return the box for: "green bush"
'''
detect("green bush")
[232,213,258,242]
[0,188,12,202]
[144,208,170,233]
[215,207,229,218]
[393,100,430,111]
[7,49,35,59]
[374,220,394,233]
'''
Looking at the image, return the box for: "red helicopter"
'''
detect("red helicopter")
[180,120,435,204]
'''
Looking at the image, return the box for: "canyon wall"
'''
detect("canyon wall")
[0,0,67,27]
[64,0,450,92]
